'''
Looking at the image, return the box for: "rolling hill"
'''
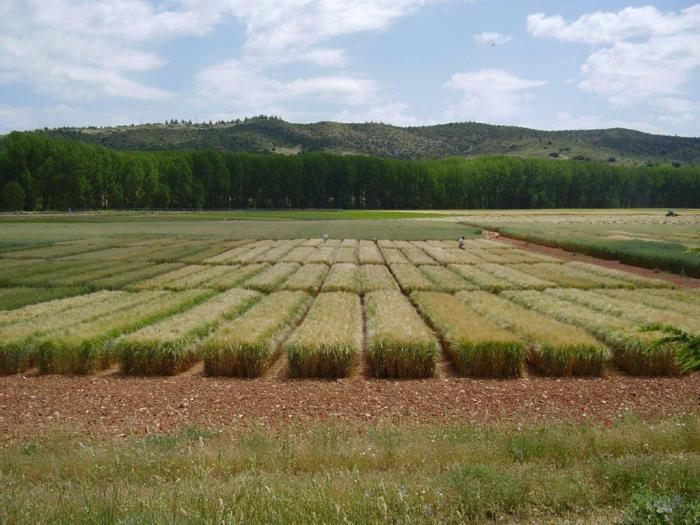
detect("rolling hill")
[45,117,700,166]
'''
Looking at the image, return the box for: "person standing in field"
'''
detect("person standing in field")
[458,236,465,250]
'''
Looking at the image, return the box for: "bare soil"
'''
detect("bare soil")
[1,370,698,439]
[498,236,700,288]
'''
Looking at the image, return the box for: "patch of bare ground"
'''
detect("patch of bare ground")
[497,235,700,289]
[0,372,698,440]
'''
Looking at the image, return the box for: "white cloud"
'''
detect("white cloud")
[473,32,512,46]
[658,113,695,125]
[0,0,228,101]
[527,5,700,45]
[444,68,545,121]
[196,59,377,110]
[528,5,700,111]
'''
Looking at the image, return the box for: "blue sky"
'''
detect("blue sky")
[1,0,699,136]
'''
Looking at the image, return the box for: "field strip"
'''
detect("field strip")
[35,289,207,374]
[90,263,184,289]
[0,286,87,312]
[389,263,436,292]
[131,264,212,290]
[379,247,409,264]
[0,289,114,327]
[51,261,151,287]
[419,265,477,292]
[157,265,233,290]
[511,262,632,289]
[254,239,306,263]
[503,290,680,376]
[358,240,384,264]
[201,290,312,377]
[282,246,315,263]
[478,263,556,290]
[457,291,608,376]
[546,288,700,334]
[448,264,513,292]
[203,263,269,290]
[116,288,261,375]
[280,263,329,293]
[334,245,359,264]
[0,291,158,374]
[412,291,525,378]
[305,246,338,264]
[364,290,438,378]
[597,289,700,316]
[321,263,360,293]
[567,261,675,288]
[285,292,363,378]
[400,246,438,265]
[411,242,461,264]
[359,264,399,293]
[241,262,301,292]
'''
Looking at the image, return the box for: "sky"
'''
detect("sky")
[1,0,699,136]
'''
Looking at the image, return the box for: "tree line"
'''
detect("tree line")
[1,131,699,211]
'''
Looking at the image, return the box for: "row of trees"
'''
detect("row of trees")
[1,131,699,211]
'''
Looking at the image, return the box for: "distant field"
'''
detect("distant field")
[457,210,700,277]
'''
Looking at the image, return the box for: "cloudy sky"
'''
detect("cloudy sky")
[1,0,699,135]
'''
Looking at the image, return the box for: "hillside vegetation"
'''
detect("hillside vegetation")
[45,116,700,166]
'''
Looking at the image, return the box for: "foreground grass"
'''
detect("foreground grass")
[2,416,700,524]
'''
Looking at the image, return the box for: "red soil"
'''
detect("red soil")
[1,369,698,440]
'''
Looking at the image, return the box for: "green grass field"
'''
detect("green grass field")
[2,417,700,524]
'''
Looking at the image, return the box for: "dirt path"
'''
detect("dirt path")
[1,372,698,439]
[497,236,700,289]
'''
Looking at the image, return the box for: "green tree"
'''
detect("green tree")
[2,180,26,211]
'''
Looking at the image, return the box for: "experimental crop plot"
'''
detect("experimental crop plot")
[242,262,301,293]
[322,263,360,293]
[281,264,329,293]
[359,264,399,293]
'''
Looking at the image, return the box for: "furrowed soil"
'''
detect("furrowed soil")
[1,371,698,440]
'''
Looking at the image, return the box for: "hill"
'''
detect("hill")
[44,117,700,166]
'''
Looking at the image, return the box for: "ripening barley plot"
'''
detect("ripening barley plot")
[389,263,436,292]
[654,288,700,306]
[334,246,359,264]
[511,263,631,289]
[306,247,338,265]
[130,264,206,290]
[419,265,477,293]
[0,291,150,374]
[597,288,700,317]
[57,245,154,262]
[364,290,438,378]
[35,289,207,375]
[116,288,260,375]
[457,291,607,376]
[380,248,409,265]
[468,248,512,264]
[302,238,325,247]
[178,239,253,264]
[448,264,513,293]
[241,262,301,293]
[284,292,363,378]
[204,241,269,264]
[503,290,680,376]
[52,261,152,288]
[567,261,674,289]
[359,264,399,293]
[90,263,184,290]
[321,263,360,293]
[412,291,525,378]
[412,242,461,265]
[204,263,269,291]
[0,286,87,311]
[377,239,396,249]
[322,239,342,248]
[546,288,700,335]
[158,265,234,291]
[4,260,104,286]
[441,249,484,265]
[358,241,384,265]
[401,246,438,266]
[478,263,556,290]
[1,239,115,259]
[255,240,306,263]
[280,263,329,293]
[201,290,312,377]
[282,246,315,263]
